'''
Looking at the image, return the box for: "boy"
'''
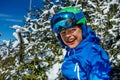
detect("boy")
[50,6,111,80]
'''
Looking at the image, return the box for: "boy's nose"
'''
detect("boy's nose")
[65,31,72,38]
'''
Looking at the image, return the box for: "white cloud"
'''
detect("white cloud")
[0,13,11,17]
[5,18,22,23]
[0,13,22,23]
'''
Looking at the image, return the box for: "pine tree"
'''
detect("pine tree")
[0,0,119,79]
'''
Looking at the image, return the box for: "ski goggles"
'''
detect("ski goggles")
[51,12,84,33]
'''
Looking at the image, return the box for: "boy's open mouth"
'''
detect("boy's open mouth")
[66,37,77,44]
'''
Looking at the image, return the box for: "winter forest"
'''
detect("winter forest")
[0,0,120,80]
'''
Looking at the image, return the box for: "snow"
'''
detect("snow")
[117,54,120,60]
[108,25,119,37]
[103,4,110,14]
[3,40,10,47]
[88,0,96,8]
[12,25,29,32]
[23,37,29,44]
[12,32,20,48]
[46,62,62,80]
[45,49,66,79]
[114,39,120,48]
[50,5,57,15]
[24,42,35,53]
[110,18,120,23]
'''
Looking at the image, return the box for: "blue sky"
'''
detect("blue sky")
[0,0,43,43]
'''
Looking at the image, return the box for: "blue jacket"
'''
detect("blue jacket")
[61,27,111,80]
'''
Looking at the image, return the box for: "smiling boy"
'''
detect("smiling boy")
[50,6,111,80]
[60,26,82,48]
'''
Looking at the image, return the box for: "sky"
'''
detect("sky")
[0,0,44,44]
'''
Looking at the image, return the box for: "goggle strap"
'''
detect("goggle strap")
[75,12,85,21]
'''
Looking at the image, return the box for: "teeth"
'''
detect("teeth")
[66,37,77,43]
[69,39,75,42]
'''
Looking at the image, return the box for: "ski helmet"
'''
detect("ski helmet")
[58,6,86,25]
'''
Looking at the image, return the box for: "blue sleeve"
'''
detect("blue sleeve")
[89,45,112,80]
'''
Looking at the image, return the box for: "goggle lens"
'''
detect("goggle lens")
[51,12,84,33]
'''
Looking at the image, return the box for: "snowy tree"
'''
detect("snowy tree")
[0,0,63,80]
[0,0,119,79]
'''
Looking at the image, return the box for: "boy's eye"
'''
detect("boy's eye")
[60,28,76,35]
[60,31,66,35]
[69,28,76,33]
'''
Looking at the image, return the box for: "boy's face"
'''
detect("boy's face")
[60,26,82,48]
